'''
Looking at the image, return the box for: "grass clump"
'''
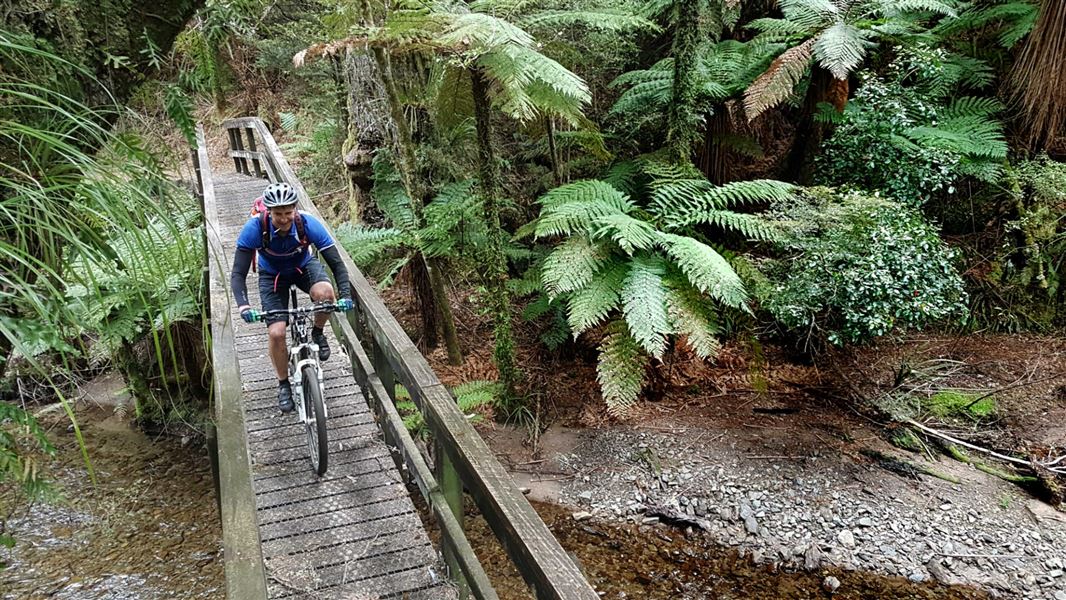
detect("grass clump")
[927,391,995,420]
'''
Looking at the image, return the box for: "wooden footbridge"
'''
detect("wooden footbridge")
[195,118,597,600]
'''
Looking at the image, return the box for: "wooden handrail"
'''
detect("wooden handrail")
[222,118,599,600]
[197,124,269,599]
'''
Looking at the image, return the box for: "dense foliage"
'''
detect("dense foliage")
[761,190,968,345]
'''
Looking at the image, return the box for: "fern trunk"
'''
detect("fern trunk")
[783,65,841,184]
[470,68,519,400]
[409,254,441,351]
[665,0,703,164]
[545,116,563,185]
[428,258,463,366]
[1009,0,1066,152]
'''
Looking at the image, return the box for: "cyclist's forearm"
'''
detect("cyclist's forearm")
[230,248,254,307]
[319,246,352,299]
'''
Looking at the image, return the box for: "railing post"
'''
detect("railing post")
[244,127,264,179]
[435,436,469,597]
[231,127,250,175]
[192,146,204,198]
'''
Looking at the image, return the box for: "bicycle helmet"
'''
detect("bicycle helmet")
[261,182,298,208]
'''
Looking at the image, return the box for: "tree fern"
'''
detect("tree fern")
[621,256,671,358]
[565,259,627,335]
[541,235,612,297]
[596,321,648,414]
[650,179,795,227]
[335,224,409,264]
[592,213,660,255]
[664,277,721,359]
[906,115,1008,159]
[813,23,875,80]
[743,38,814,119]
[534,180,633,237]
[657,232,747,309]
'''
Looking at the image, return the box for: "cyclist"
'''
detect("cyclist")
[230,182,354,413]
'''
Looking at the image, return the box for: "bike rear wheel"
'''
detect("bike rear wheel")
[302,364,328,475]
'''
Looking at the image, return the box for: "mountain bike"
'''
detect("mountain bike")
[257,290,348,475]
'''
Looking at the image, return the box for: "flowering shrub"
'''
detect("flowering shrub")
[761,189,968,344]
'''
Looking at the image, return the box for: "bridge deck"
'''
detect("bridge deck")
[212,171,449,599]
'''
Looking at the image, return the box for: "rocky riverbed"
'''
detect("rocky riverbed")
[490,425,1066,600]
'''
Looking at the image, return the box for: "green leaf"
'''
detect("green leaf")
[813,23,874,81]
[541,236,612,297]
[592,213,659,255]
[596,321,647,415]
[665,281,721,359]
[657,233,747,309]
[566,259,628,335]
[621,255,670,359]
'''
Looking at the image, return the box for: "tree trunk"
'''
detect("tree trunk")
[470,68,519,400]
[665,0,703,164]
[428,258,463,366]
[116,341,154,421]
[409,253,440,351]
[1008,0,1066,153]
[783,66,844,183]
[545,116,563,186]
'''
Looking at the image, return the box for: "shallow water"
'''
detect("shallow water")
[425,501,991,600]
[0,408,223,599]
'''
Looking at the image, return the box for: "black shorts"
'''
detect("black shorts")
[258,258,331,325]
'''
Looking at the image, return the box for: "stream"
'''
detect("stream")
[0,407,990,599]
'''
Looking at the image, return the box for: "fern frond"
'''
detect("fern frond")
[778,0,838,28]
[664,279,721,359]
[566,259,627,335]
[813,22,875,81]
[940,96,1002,120]
[477,43,590,123]
[452,380,500,414]
[608,78,673,118]
[522,293,554,320]
[656,233,747,309]
[878,0,957,17]
[602,160,644,195]
[621,255,670,359]
[335,224,409,264]
[689,210,782,242]
[535,180,633,237]
[592,213,659,255]
[541,236,612,297]
[597,320,648,415]
[747,17,811,39]
[744,38,815,120]
[520,10,659,33]
[651,179,795,226]
[906,116,1008,159]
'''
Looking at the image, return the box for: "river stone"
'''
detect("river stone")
[823,576,841,593]
[838,529,856,548]
[744,515,760,535]
[804,546,822,571]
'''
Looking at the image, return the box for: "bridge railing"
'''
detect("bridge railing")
[196,124,270,599]
[221,117,598,600]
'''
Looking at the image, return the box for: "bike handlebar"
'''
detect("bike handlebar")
[245,301,352,322]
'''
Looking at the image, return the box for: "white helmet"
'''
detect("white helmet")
[262,182,298,207]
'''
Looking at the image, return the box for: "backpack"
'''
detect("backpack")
[249,196,311,272]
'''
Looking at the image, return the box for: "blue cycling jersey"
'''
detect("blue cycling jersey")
[235,211,335,275]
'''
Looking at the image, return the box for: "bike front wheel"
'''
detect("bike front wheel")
[302,364,328,475]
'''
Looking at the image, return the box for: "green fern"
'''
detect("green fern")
[541,236,613,297]
[592,213,659,255]
[621,256,671,358]
[664,277,722,359]
[335,224,409,265]
[534,180,633,238]
[906,116,1008,159]
[565,259,627,335]
[596,321,648,414]
[657,232,747,309]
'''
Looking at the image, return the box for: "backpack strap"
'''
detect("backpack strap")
[294,212,310,247]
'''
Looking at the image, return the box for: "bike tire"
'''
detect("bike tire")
[302,364,328,475]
